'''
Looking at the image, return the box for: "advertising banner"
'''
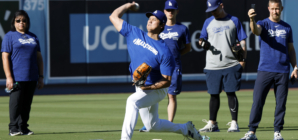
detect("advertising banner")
[47,0,270,84]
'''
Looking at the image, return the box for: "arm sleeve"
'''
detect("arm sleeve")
[233,17,247,41]
[183,27,191,44]
[1,34,12,53]
[199,20,209,40]
[160,49,175,76]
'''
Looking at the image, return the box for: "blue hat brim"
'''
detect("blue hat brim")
[146,12,153,18]
[164,7,178,10]
[205,5,219,12]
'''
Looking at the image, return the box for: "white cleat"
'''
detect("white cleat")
[273,131,284,140]
[198,119,220,132]
[239,131,258,140]
[227,120,240,132]
[184,121,204,140]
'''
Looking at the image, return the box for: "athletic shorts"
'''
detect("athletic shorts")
[168,67,182,95]
[204,64,242,94]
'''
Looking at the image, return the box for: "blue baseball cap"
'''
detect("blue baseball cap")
[146,10,167,24]
[205,0,222,12]
[164,0,178,10]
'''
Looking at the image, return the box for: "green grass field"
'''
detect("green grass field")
[0,89,298,140]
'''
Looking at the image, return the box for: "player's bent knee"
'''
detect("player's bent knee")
[126,96,139,109]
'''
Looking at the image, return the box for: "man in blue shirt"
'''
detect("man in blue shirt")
[240,0,297,140]
[139,0,191,132]
[161,0,191,123]
[198,0,247,133]
[109,2,204,140]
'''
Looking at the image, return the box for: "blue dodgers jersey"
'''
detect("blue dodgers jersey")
[1,31,41,81]
[257,18,293,73]
[159,23,191,67]
[119,21,175,85]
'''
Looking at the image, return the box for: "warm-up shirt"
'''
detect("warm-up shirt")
[200,14,247,70]
[159,23,191,67]
[1,31,41,81]
[119,21,175,85]
[257,18,293,73]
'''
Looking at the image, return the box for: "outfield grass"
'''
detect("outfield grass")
[0,89,298,140]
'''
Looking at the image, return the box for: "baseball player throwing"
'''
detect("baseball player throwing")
[109,2,205,140]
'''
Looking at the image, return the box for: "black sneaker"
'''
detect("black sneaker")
[21,128,34,135]
[9,130,21,136]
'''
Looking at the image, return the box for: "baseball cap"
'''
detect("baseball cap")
[146,10,167,24]
[164,0,178,10]
[205,0,222,12]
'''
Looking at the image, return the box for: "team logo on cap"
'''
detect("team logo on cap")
[169,1,172,6]
[208,2,211,7]
[154,10,157,14]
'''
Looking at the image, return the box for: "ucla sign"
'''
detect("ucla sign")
[70,13,147,63]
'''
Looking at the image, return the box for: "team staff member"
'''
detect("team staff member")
[139,0,191,132]
[109,2,204,140]
[2,10,44,136]
[198,0,247,133]
[240,0,297,139]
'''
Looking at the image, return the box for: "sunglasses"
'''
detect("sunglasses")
[15,19,27,23]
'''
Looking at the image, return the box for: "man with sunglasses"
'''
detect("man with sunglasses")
[198,0,247,133]
[139,0,191,132]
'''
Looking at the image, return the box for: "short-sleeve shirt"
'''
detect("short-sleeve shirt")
[200,14,247,70]
[1,31,41,81]
[119,21,175,85]
[159,23,191,67]
[257,18,293,73]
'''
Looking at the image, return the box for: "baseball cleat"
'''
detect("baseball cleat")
[273,131,284,140]
[184,121,203,140]
[139,126,147,132]
[9,130,21,136]
[198,119,220,132]
[227,120,240,132]
[239,131,258,140]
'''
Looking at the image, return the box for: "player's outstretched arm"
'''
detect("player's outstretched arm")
[248,9,262,36]
[288,43,298,78]
[109,1,137,32]
[141,75,172,90]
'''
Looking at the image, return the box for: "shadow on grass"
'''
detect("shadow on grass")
[237,126,298,131]
[34,129,140,135]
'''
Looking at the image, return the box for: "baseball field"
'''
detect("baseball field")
[0,89,297,140]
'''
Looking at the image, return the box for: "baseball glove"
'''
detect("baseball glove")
[231,42,244,61]
[199,38,211,50]
[132,62,152,87]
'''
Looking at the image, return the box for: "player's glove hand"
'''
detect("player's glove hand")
[231,41,244,61]
[133,62,152,87]
[199,38,211,50]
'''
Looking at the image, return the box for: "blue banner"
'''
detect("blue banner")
[70,13,147,63]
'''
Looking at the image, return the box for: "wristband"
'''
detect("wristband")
[294,66,298,71]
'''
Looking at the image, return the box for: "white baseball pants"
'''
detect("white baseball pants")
[121,87,188,140]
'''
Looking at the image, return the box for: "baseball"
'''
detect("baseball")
[134,3,139,10]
